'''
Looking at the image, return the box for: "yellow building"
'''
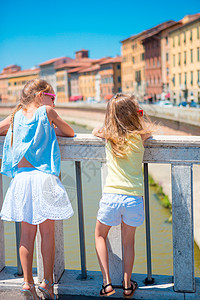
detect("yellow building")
[169,14,200,104]
[0,74,8,103]
[121,32,146,98]
[79,65,99,101]
[56,69,68,103]
[7,68,39,103]
[161,22,182,99]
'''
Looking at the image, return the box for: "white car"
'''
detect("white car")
[155,100,173,107]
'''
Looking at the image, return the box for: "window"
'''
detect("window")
[191,71,193,85]
[118,76,121,83]
[172,74,175,86]
[132,56,135,64]
[185,72,187,85]
[184,51,187,64]
[184,32,186,44]
[178,53,181,66]
[179,73,181,85]
[178,35,180,46]
[117,64,121,69]
[198,70,200,83]
[157,58,159,66]
[197,48,200,62]
[135,71,141,83]
[167,67,169,76]
[141,53,145,61]
[166,36,168,45]
[173,37,175,47]
[166,52,169,61]
[190,30,192,41]
[173,55,175,67]
[153,58,155,66]
[198,27,200,39]
[191,49,193,63]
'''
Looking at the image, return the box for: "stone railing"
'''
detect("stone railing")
[0,134,200,294]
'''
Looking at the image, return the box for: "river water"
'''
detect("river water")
[1,123,200,277]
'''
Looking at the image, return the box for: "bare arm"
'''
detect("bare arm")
[92,127,105,139]
[46,106,74,137]
[0,115,11,136]
[140,133,152,145]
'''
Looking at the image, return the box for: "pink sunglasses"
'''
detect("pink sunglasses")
[43,92,56,102]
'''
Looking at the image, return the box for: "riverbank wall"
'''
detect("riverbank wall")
[0,103,200,250]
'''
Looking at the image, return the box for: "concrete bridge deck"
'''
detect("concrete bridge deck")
[1,267,200,299]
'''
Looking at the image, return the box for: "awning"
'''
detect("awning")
[165,93,170,98]
[69,95,83,101]
[104,94,113,100]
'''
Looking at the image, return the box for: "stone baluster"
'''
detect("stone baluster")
[171,164,195,292]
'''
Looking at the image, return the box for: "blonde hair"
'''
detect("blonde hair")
[10,79,53,146]
[104,93,153,157]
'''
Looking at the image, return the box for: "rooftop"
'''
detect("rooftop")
[39,56,73,67]
[99,56,122,65]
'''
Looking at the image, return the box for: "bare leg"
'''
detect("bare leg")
[39,219,55,298]
[95,220,114,294]
[122,222,136,295]
[19,221,39,299]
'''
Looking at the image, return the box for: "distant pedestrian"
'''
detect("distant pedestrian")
[0,79,75,300]
[93,93,152,298]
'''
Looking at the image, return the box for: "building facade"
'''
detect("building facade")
[0,65,21,103]
[39,56,73,103]
[142,21,176,102]
[161,22,182,100]
[7,68,39,103]
[121,33,146,98]
[169,14,200,104]
[99,56,122,100]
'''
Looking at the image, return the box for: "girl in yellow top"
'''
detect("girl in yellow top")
[93,93,152,298]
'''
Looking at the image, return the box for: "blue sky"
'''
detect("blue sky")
[0,0,199,72]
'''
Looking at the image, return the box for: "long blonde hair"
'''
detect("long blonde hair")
[104,93,152,157]
[10,79,53,146]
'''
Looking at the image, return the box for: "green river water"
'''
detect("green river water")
[1,123,200,277]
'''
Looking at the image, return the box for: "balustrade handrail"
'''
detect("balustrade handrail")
[0,134,199,294]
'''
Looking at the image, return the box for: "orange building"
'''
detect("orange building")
[121,32,146,97]
[2,68,39,103]
[0,65,21,103]
[99,56,122,100]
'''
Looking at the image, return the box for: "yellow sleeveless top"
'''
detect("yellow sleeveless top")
[103,134,144,196]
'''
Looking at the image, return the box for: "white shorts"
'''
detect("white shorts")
[97,193,144,227]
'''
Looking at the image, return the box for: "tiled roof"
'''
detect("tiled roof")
[67,65,91,73]
[3,64,19,69]
[4,68,40,78]
[91,57,111,64]
[100,56,122,65]
[39,56,73,66]
[169,14,200,34]
[121,31,146,43]
[55,58,94,70]
[78,64,100,73]
[141,20,176,40]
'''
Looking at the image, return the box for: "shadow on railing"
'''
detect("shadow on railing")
[0,134,200,294]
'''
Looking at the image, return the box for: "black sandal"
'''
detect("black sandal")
[123,280,138,298]
[100,283,116,297]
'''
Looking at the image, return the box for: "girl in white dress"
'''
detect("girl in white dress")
[0,79,74,300]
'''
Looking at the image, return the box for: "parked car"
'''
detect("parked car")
[178,101,188,107]
[190,100,197,108]
[155,100,173,107]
